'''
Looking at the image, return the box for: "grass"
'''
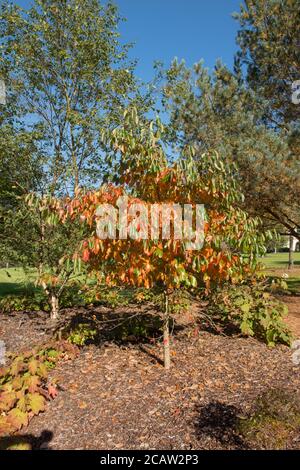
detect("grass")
[260,253,300,295]
[1,253,300,299]
[0,267,37,297]
[260,252,300,268]
[0,267,94,299]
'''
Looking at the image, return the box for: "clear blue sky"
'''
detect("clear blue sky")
[15,0,243,82]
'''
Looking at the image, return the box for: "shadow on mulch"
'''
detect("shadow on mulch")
[51,305,185,348]
[197,317,241,338]
[0,430,53,450]
[195,401,248,449]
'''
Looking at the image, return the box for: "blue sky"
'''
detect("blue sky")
[15,0,242,82]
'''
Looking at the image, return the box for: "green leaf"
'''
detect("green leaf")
[27,393,45,415]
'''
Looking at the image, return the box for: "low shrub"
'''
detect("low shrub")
[267,277,289,295]
[0,292,49,313]
[107,315,163,343]
[67,323,97,346]
[0,341,78,437]
[207,282,292,346]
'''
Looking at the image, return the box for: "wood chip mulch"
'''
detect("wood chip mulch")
[1,301,300,450]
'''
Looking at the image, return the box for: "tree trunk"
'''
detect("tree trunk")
[41,281,60,321]
[50,294,59,321]
[163,291,171,370]
[289,234,294,270]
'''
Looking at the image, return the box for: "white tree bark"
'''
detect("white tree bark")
[50,294,59,320]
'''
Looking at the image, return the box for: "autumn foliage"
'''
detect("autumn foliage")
[62,113,266,293]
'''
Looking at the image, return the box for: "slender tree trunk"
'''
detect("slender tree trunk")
[163,291,171,370]
[38,219,45,278]
[289,234,294,270]
[50,294,59,321]
[41,281,59,321]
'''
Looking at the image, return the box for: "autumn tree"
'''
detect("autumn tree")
[158,0,300,240]
[65,112,267,368]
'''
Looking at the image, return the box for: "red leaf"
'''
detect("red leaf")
[47,383,58,399]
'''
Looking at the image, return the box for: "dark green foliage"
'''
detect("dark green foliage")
[207,282,292,346]
[0,292,49,313]
[235,0,300,128]
[105,315,162,343]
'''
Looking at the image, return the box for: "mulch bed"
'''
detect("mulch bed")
[1,301,300,450]
[282,295,300,337]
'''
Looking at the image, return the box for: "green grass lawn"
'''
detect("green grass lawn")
[0,267,37,297]
[0,267,93,298]
[2,253,300,299]
[260,253,300,295]
[260,252,300,268]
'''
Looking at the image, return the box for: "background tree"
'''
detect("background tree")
[234,0,300,238]
[235,0,300,130]
[0,0,151,194]
[0,0,153,286]
[0,83,45,266]
[160,56,300,242]
[7,192,88,319]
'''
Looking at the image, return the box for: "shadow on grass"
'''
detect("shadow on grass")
[0,282,35,297]
[0,282,40,298]
[271,260,300,267]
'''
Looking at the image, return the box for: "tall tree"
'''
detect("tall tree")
[0,89,45,265]
[234,0,300,239]
[161,58,300,240]
[0,0,151,194]
[235,0,300,130]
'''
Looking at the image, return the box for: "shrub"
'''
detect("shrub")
[207,282,292,346]
[0,292,49,313]
[0,341,78,437]
[107,315,162,343]
[67,323,97,346]
[0,285,157,314]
